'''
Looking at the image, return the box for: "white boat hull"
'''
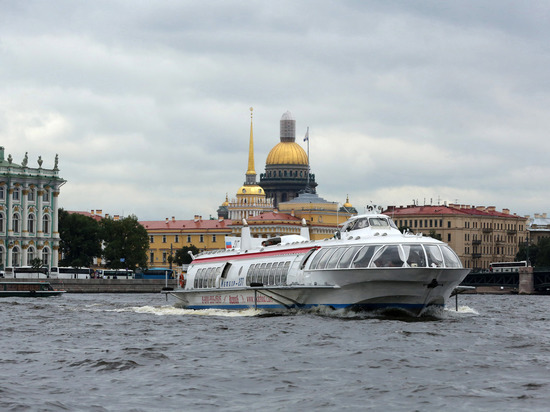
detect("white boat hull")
[169,267,470,315]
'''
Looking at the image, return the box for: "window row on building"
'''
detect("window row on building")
[149,234,217,244]
[0,212,51,234]
[0,185,52,202]
[0,245,52,268]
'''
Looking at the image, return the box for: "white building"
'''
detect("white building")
[0,147,65,269]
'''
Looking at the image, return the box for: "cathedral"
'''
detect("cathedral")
[217,109,356,241]
[259,111,317,207]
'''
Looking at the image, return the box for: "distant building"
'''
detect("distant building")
[259,111,317,207]
[226,108,273,221]
[0,147,65,269]
[384,204,528,270]
[527,213,550,244]
[140,216,232,269]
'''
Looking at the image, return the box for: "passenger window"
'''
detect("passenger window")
[260,263,267,285]
[325,247,347,269]
[425,245,444,267]
[370,246,404,267]
[266,263,274,285]
[316,249,337,270]
[337,246,362,268]
[403,245,426,267]
[282,261,290,284]
[309,249,330,269]
[353,246,378,268]
[441,245,461,268]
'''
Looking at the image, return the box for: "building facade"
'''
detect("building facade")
[527,213,550,245]
[140,216,232,269]
[0,147,65,269]
[385,204,528,270]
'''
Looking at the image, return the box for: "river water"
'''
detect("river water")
[1,293,550,411]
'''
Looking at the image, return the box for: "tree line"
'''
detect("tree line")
[58,210,198,270]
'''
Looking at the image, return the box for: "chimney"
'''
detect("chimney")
[96,209,103,216]
[165,217,169,223]
[502,208,510,214]
[487,206,496,212]
[91,210,95,215]
[105,213,110,219]
[172,216,175,222]
[291,209,295,217]
[194,215,199,222]
[114,215,119,221]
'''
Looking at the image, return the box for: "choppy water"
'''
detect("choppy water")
[1,293,550,411]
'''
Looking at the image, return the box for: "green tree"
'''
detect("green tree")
[101,215,149,270]
[30,258,43,271]
[516,242,539,266]
[535,238,550,267]
[173,245,200,266]
[59,209,102,267]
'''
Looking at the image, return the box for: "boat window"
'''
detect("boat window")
[440,245,462,268]
[308,248,330,269]
[337,246,362,268]
[260,263,267,285]
[353,246,379,268]
[425,245,444,268]
[282,261,290,284]
[274,263,282,285]
[266,263,273,285]
[325,247,347,269]
[402,245,427,267]
[299,247,319,269]
[369,218,390,228]
[197,269,204,288]
[316,249,337,270]
[206,268,213,288]
[370,245,405,267]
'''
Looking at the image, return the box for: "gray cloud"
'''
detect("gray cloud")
[1,1,549,219]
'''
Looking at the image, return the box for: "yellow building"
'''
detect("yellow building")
[385,204,528,270]
[140,216,232,268]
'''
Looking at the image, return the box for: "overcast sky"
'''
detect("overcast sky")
[1,1,549,220]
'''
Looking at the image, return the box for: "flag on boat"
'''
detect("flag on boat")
[304,127,309,142]
[225,241,232,249]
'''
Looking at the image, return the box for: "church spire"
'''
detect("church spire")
[245,107,256,184]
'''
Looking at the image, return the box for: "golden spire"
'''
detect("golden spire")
[246,107,255,176]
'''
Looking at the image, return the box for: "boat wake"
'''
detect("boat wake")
[106,303,479,320]
[115,305,266,317]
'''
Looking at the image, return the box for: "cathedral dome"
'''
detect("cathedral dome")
[266,142,308,165]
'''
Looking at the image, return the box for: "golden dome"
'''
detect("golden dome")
[343,195,353,208]
[236,185,265,196]
[266,142,308,165]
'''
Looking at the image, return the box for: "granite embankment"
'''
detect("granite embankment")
[0,278,178,293]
